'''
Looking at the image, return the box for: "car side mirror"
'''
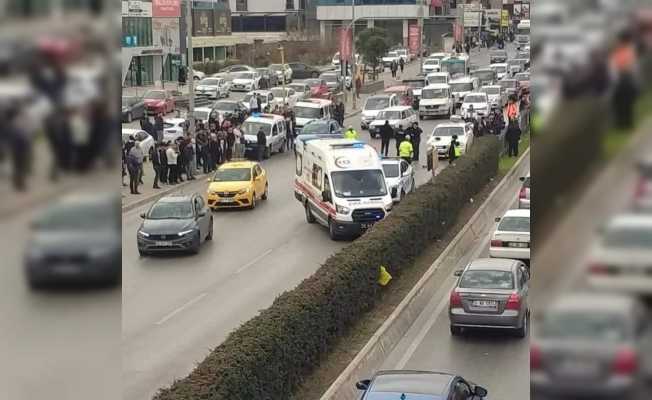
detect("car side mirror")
[198,210,207,218]
[495,217,501,223]
[474,386,488,397]
[140,213,146,219]
[356,379,371,391]
[454,269,463,277]
[322,190,332,203]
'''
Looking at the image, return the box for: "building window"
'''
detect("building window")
[122,17,153,47]
[236,0,247,12]
[193,47,203,63]
[203,47,215,61]
[193,9,215,36]
[286,0,294,10]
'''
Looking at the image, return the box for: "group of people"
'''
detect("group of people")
[389,58,405,79]
[375,121,423,163]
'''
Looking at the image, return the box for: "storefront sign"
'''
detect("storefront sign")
[152,0,181,17]
[501,10,510,27]
[153,18,181,54]
[408,23,421,54]
[122,1,152,17]
[464,10,481,27]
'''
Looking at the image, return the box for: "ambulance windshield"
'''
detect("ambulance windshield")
[331,169,387,198]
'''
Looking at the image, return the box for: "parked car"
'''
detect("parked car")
[269,63,293,84]
[287,82,311,101]
[422,58,441,74]
[142,89,175,115]
[230,71,261,92]
[213,100,248,124]
[210,72,233,92]
[450,258,530,337]
[361,94,399,129]
[319,71,343,92]
[489,49,508,64]
[287,62,321,79]
[461,92,490,117]
[24,193,121,288]
[490,209,531,262]
[122,128,155,160]
[382,157,415,203]
[195,77,229,99]
[481,85,506,109]
[269,86,301,108]
[162,118,187,143]
[193,70,205,81]
[221,64,256,74]
[137,193,213,255]
[384,85,415,109]
[382,50,401,68]
[531,293,650,398]
[303,78,332,99]
[241,90,274,112]
[122,96,145,123]
[356,371,488,400]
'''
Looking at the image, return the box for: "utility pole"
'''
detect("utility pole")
[418,0,424,76]
[185,0,195,136]
[351,0,357,110]
[279,45,287,106]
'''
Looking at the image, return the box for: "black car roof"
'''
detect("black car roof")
[159,194,194,203]
[370,371,454,396]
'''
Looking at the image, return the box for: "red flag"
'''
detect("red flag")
[339,27,352,61]
[408,23,421,53]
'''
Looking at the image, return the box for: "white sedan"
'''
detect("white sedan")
[163,118,187,143]
[490,209,531,261]
[426,119,474,158]
[269,86,301,108]
[422,58,441,74]
[382,158,415,203]
[122,129,155,161]
[230,72,261,92]
[461,92,490,117]
[195,77,229,99]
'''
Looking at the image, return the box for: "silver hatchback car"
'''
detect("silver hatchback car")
[449,258,530,338]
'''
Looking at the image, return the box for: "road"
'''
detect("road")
[122,47,502,400]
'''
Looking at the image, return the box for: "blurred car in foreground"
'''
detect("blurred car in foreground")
[206,161,269,210]
[587,213,652,296]
[356,370,488,400]
[450,258,530,337]
[24,194,121,289]
[490,209,531,261]
[122,95,145,123]
[137,194,213,256]
[531,293,650,399]
[518,174,531,209]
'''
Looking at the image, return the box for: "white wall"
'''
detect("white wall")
[229,0,296,14]
[316,4,428,21]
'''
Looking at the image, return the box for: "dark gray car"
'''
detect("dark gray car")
[24,193,121,289]
[137,193,213,255]
[449,258,530,337]
[122,96,145,123]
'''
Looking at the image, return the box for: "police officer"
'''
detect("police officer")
[379,120,393,157]
[448,135,460,165]
[399,134,414,164]
[394,124,405,156]
[405,122,422,162]
[256,127,267,161]
[344,125,359,140]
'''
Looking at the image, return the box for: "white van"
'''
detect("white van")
[241,113,288,159]
[293,98,334,134]
[419,84,453,119]
[294,139,393,240]
[361,94,399,129]
[426,72,451,86]
[368,106,418,138]
[449,76,479,108]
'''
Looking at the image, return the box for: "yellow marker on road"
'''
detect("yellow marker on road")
[378,266,393,286]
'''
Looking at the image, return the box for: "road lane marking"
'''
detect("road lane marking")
[156,292,208,325]
[236,249,274,274]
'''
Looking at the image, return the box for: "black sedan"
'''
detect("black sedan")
[24,193,121,289]
[288,62,322,79]
[356,370,488,400]
[137,193,213,256]
[122,96,146,123]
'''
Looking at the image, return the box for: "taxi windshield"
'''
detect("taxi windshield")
[213,168,251,182]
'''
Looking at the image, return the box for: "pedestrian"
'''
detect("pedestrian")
[256,94,263,114]
[226,127,235,161]
[178,65,187,88]
[398,134,414,164]
[448,135,460,165]
[335,99,345,127]
[611,30,639,130]
[399,57,405,74]
[256,127,267,161]
[233,124,245,159]
[127,140,144,194]
[159,142,168,184]
[395,124,405,156]
[344,125,359,140]
[151,142,162,189]
[505,120,521,157]
[406,122,422,162]
[183,138,196,180]
[355,75,362,99]
[177,138,186,182]
[249,93,258,114]
[208,133,219,170]
[217,128,227,164]
[465,41,471,54]
[380,120,393,157]
[391,61,397,79]
[154,114,164,143]
[478,117,489,137]
[166,142,179,184]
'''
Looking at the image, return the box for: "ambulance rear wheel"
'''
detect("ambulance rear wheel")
[305,202,316,224]
[328,219,340,241]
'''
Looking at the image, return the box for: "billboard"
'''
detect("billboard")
[122,1,152,17]
[464,10,481,27]
[152,18,181,55]
[152,0,181,18]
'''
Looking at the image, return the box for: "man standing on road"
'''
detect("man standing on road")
[399,58,405,75]
[159,142,168,185]
[344,125,359,140]
[183,138,196,180]
[406,122,422,162]
[394,124,405,156]
[256,93,263,114]
[448,135,459,165]
[334,100,345,127]
[151,142,162,189]
[154,114,164,143]
[380,120,393,157]
[505,119,521,158]
[256,127,267,161]
[249,94,258,114]
[127,140,144,194]
[166,142,179,184]
[399,134,414,164]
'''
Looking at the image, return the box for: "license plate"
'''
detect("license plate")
[155,241,172,246]
[560,360,600,377]
[220,198,235,203]
[360,222,374,230]
[53,265,81,275]
[508,242,528,248]
[472,300,497,307]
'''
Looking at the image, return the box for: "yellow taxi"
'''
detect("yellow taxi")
[207,161,269,210]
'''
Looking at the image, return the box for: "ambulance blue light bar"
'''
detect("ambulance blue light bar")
[330,141,365,149]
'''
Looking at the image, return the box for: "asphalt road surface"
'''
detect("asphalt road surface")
[122,46,503,400]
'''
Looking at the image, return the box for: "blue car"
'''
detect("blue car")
[294,119,343,148]
[356,370,488,400]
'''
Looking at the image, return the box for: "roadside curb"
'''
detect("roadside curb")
[121,172,207,213]
[319,148,531,400]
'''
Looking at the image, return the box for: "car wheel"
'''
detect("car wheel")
[206,219,213,241]
[189,233,201,254]
[305,202,316,224]
[328,218,340,241]
[262,183,268,200]
[450,325,463,336]
[515,311,529,338]
[127,112,133,123]
[250,193,256,209]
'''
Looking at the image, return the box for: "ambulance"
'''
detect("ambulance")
[294,138,393,240]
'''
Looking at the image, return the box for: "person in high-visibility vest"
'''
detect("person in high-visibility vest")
[610,30,639,129]
[344,125,359,140]
[448,135,460,165]
[399,134,414,164]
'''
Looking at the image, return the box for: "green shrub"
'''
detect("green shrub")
[153,137,500,400]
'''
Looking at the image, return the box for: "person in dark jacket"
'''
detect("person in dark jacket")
[154,114,164,143]
[257,127,267,161]
[151,142,162,189]
[405,122,422,162]
[380,120,393,157]
[159,143,168,184]
[394,124,405,156]
[399,57,405,74]
[505,119,521,157]
[256,94,263,114]
[209,134,219,171]
[182,138,195,180]
[226,127,235,161]
[448,135,459,165]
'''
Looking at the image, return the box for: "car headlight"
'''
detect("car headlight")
[237,187,250,195]
[178,229,195,237]
[138,230,150,238]
[336,204,350,214]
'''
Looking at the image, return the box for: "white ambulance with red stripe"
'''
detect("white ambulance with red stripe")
[294,138,393,240]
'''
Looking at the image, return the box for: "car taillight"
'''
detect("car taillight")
[490,239,503,247]
[449,290,462,308]
[530,344,542,370]
[613,347,638,375]
[505,292,521,310]
[588,262,608,275]
[519,187,527,199]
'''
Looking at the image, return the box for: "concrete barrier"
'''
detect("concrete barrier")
[320,148,531,400]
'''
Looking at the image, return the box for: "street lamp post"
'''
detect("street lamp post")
[279,45,287,106]
[418,0,424,75]
[351,0,357,110]
[185,0,195,137]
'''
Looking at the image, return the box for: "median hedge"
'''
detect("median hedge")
[153,137,501,400]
